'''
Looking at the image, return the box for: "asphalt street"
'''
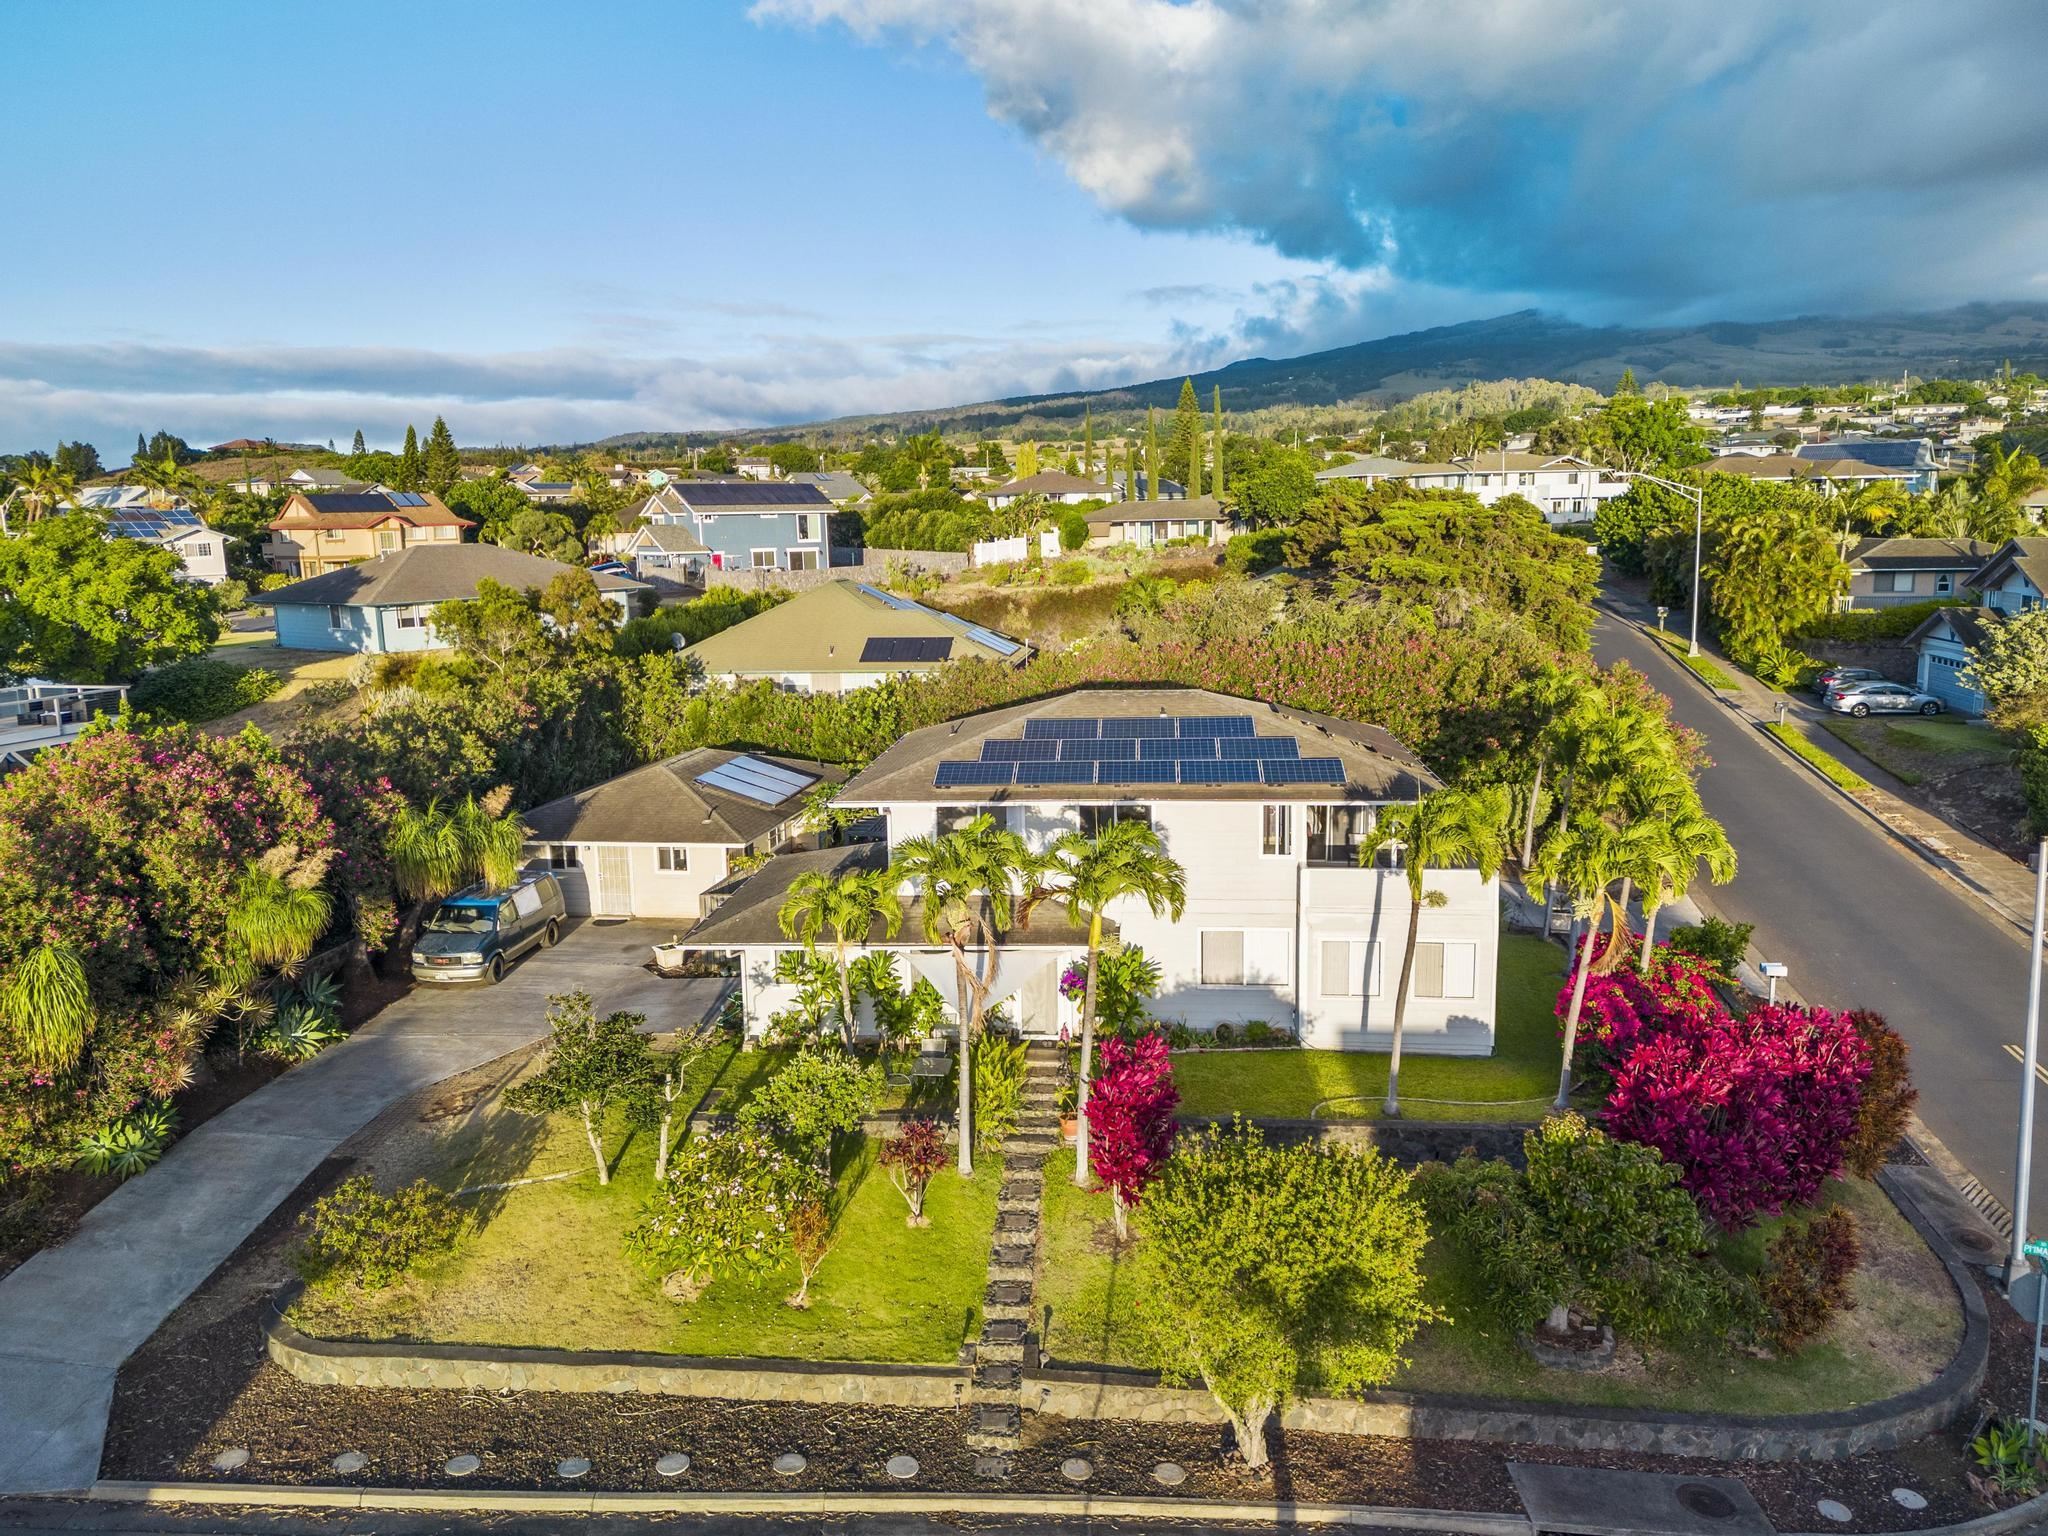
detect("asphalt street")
[1594,611,2048,1239]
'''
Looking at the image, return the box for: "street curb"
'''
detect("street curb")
[80,1479,1534,1531]
[1604,605,2037,942]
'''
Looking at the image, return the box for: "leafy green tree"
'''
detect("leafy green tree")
[766,441,819,476]
[1592,479,1691,576]
[1700,478,1845,683]
[1229,449,1318,528]
[1043,820,1186,1184]
[890,813,1036,1174]
[423,416,461,495]
[776,867,903,1045]
[1587,395,1706,473]
[1964,607,2048,726]
[736,1048,881,1166]
[1136,1121,1440,1468]
[0,514,220,681]
[505,992,656,1185]
[626,1126,822,1297]
[1014,440,1039,478]
[482,506,582,562]
[442,474,532,530]
[52,441,101,481]
[1356,787,1510,1114]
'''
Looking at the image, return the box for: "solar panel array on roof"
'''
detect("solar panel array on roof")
[1795,441,1926,469]
[104,511,194,541]
[961,622,1024,657]
[933,715,1344,790]
[694,753,819,806]
[860,635,953,664]
[855,582,921,611]
[386,491,428,507]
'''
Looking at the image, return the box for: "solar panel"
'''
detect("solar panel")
[1179,759,1261,785]
[1176,715,1254,737]
[855,582,920,611]
[1259,758,1346,785]
[1056,738,1137,761]
[1139,737,1219,760]
[1101,717,1174,739]
[962,623,1024,657]
[983,738,1059,762]
[860,636,952,664]
[1096,762,1180,785]
[936,760,1015,787]
[694,753,819,805]
[1015,761,1098,786]
[1023,718,1100,740]
[1219,736,1300,760]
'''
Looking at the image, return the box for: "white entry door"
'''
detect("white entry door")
[588,845,632,916]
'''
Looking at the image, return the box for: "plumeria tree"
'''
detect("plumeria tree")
[1086,1033,1179,1238]
[627,1125,824,1303]
[504,993,655,1186]
[1044,819,1185,1184]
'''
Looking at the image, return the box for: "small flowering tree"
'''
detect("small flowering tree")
[626,1126,824,1301]
[1085,1034,1178,1238]
[880,1116,947,1225]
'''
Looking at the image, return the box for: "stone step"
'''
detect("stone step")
[995,1210,1037,1237]
[984,1302,1031,1327]
[974,1453,1013,1480]
[985,1279,1031,1308]
[982,1317,1029,1346]
[991,1241,1035,1266]
[989,1259,1033,1284]
[967,1433,1020,1454]
[975,1362,1022,1391]
[975,1340,1025,1366]
[997,1188,1039,1212]
[973,1402,1019,1435]
[1004,1130,1057,1150]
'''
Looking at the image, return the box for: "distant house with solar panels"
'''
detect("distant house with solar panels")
[262,489,473,578]
[67,487,229,584]
[677,686,1502,1053]
[629,481,838,573]
[1794,438,1938,494]
[520,748,845,920]
[678,579,1028,692]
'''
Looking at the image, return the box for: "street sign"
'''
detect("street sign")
[2025,1238,2048,1261]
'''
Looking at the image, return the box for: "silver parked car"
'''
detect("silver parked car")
[1825,680,1943,717]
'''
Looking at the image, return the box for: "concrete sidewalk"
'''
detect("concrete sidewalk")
[0,921,725,1495]
[1600,591,2043,941]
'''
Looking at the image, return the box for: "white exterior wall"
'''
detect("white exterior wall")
[524,839,734,920]
[1984,569,2042,614]
[871,796,1500,1053]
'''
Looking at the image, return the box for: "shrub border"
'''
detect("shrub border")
[266,1165,1982,1464]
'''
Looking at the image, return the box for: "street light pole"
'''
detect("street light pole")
[1612,470,1706,657]
[2009,834,2048,1292]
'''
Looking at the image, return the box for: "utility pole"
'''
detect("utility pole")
[2008,834,2048,1294]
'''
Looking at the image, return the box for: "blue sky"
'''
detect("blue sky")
[5,1,2046,453]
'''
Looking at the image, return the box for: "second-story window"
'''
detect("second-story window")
[1261,804,1293,857]
[1077,804,1151,837]
[938,804,1007,837]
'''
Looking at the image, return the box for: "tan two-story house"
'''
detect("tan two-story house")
[263,490,473,578]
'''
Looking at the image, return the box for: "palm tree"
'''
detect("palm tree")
[1513,668,1594,866]
[777,867,903,1046]
[1973,439,2048,517]
[889,814,1036,1174]
[0,944,93,1073]
[1356,787,1511,1117]
[1620,787,1735,971]
[1534,814,1651,1111]
[387,790,528,969]
[1043,820,1187,1184]
[130,450,194,510]
[7,462,78,531]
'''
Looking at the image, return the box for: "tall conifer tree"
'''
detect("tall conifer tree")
[423,415,460,495]
[1145,408,1161,501]
[1213,386,1225,497]
[397,424,423,491]
[351,429,366,455]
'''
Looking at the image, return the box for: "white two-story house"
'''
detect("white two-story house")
[677,687,1501,1054]
[1316,453,1624,525]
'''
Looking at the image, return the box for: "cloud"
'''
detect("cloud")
[755,0,2048,320]
[0,333,1186,454]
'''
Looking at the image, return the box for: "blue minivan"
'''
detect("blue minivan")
[413,870,568,984]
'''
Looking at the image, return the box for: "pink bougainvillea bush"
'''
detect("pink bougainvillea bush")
[1562,943,1873,1229]
[1085,1033,1179,1237]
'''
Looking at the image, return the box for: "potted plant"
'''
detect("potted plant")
[1057,1077,1079,1142]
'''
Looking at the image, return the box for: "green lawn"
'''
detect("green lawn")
[1765,722,1873,792]
[1881,717,2003,753]
[1170,931,1568,1122]
[291,1106,998,1364]
[1038,1152,1958,1416]
[1650,627,1738,690]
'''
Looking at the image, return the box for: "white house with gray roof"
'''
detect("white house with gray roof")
[521,748,845,920]
[679,686,1499,1052]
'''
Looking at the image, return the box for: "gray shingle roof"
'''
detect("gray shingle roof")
[1086,494,1232,526]
[521,748,845,847]
[1846,537,1997,571]
[256,544,646,608]
[670,482,834,510]
[1907,604,1999,652]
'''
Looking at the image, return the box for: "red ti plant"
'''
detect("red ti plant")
[1085,1034,1179,1238]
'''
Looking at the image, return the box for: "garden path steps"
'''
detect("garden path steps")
[966,1042,1064,1473]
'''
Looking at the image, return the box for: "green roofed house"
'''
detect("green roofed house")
[680,578,1030,693]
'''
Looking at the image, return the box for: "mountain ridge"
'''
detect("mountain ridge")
[592,301,2048,447]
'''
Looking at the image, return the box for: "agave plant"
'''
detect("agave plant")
[0,944,94,1073]
[77,1104,179,1178]
[258,1001,343,1062]
[290,972,344,1025]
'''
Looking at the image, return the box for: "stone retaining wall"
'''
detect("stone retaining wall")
[266,1303,968,1411]
[1176,1116,1531,1167]
[699,551,969,593]
[1026,1166,1988,1463]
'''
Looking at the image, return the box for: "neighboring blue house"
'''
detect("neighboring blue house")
[630,481,838,572]
[1967,538,2048,615]
[256,544,648,654]
[1909,605,1998,716]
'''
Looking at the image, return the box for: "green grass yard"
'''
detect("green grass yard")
[1170,931,1568,1122]
[291,1104,998,1364]
[1765,722,1873,792]
[1649,627,1738,690]
[1037,1150,1958,1416]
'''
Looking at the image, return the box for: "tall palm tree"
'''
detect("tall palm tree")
[777,867,903,1046]
[1973,439,2048,516]
[1625,791,1736,972]
[0,944,93,1072]
[387,791,528,969]
[1356,786,1511,1117]
[1043,819,1187,1184]
[1514,668,1594,866]
[130,450,194,510]
[8,462,78,530]
[889,814,1035,1175]
[1535,814,1652,1111]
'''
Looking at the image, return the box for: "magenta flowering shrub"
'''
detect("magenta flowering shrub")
[1564,945,1874,1229]
[1085,1034,1179,1236]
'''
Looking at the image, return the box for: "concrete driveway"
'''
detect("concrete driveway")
[0,920,727,1495]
